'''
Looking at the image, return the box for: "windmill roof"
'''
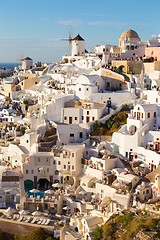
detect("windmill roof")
[21,57,32,61]
[72,34,84,41]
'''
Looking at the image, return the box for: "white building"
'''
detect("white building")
[112,103,160,170]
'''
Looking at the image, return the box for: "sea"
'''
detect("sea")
[0,62,20,70]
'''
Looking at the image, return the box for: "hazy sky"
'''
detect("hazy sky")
[0,0,159,63]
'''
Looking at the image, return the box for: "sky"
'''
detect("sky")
[0,0,160,63]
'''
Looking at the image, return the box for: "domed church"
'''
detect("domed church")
[119,29,141,48]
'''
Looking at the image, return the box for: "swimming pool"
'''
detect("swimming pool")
[27,192,44,198]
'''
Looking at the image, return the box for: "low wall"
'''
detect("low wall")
[0,218,54,237]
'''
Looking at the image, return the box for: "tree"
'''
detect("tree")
[20,127,26,136]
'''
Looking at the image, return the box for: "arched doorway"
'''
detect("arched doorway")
[37,178,50,191]
[24,179,34,192]
[63,58,68,63]
[64,176,74,186]
[129,125,137,135]
[118,65,125,74]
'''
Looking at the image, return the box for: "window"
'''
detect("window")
[86,88,88,91]
[26,170,28,174]
[67,176,69,180]
[64,116,67,120]
[35,82,37,84]
[156,98,158,103]
[72,153,74,157]
[138,107,140,110]
[148,112,150,118]
[26,140,29,143]
[72,165,74,170]
[154,112,156,118]
[146,189,149,194]
[82,116,84,120]
[101,190,104,193]
[68,162,70,164]
[53,160,56,164]
[55,170,59,175]
[70,134,74,137]
[79,88,81,91]
[8,157,10,161]
[31,170,34,174]
[86,151,88,155]
[135,155,137,159]
[75,117,77,120]
[47,168,49,172]
[134,112,136,117]
[80,132,83,138]
[58,161,61,165]
[46,158,48,162]
[92,117,95,121]
[87,111,89,115]
[68,165,70,170]
[142,113,143,118]
[64,165,66,169]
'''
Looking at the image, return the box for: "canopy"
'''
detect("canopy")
[44,189,55,194]
[52,183,63,188]
[19,210,30,215]
[4,207,16,215]
[32,210,42,216]
[30,189,39,193]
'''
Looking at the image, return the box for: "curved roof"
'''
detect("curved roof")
[21,57,32,61]
[120,29,140,40]
[72,34,84,41]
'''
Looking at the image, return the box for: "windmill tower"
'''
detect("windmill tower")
[71,34,85,57]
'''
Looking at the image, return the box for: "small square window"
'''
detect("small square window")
[68,162,70,164]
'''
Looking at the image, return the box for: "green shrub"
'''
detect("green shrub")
[112,122,120,129]
[116,212,134,228]
[102,221,116,239]
[92,226,103,240]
